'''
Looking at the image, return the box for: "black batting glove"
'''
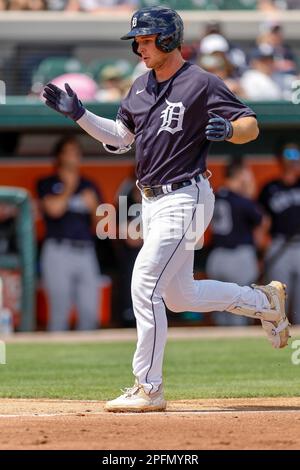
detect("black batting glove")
[205,111,233,142]
[43,83,85,121]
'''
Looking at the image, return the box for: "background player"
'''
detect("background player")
[206,158,264,326]
[259,140,300,324]
[43,6,290,412]
[37,136,101,331]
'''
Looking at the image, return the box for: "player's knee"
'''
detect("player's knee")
[164,297,185,313]
[131,265,159,292]
[131,275,167,307]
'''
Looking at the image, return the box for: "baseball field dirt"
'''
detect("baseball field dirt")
[1,397,300,450]
[1,327,300,450]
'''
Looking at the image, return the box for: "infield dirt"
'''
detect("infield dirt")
[0,397,300,450]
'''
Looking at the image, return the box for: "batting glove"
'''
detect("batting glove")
[43,83,85,122]
[205,111,233,142]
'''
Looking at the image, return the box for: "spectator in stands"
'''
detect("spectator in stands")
[198,53,246,98]
[198,26,247,76]
[240,44,283,100]
[37,136,102,331]
[96,63,131,102]
[258,0,300,10]
[206,158,264,326]
[198,33,246,97]
[65,0,138,12]
[257,21,297,74]
[259,140,300,324]
[284,0,300,7]
[199,33,230,59]
[6,0,46,9]
[0,0,7,9]
[46,0,69,9]
[257,21,298,99]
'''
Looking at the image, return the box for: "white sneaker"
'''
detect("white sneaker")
[252,281,290,349]
[105,382,167,413]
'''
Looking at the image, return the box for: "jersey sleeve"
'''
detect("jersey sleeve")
[116,87,136,134]
[205,73,256,121]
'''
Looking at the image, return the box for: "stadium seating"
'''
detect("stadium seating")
[31,56,87,92]
[87,59,134,83]
[138,0,257,10]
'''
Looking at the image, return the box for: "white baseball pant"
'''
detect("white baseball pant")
[131,176,270,393]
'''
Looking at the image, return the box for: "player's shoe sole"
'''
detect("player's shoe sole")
[252,281,290,349]
[105,402,167,413]
[105,384,167,413]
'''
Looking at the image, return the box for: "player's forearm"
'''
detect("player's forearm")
[228,117,259,144]
[81,189,99,214]
[43,83,134,152]
[65,0,80,10]
[77,110,134,148]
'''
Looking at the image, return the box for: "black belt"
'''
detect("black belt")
[138,172,209,199]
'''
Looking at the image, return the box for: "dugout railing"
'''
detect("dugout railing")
[1,99,300,157]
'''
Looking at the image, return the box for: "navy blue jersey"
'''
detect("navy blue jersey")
[118,62,256,186]
[211,188,263,248]
[259,178,300,237]
[37,175,100,241]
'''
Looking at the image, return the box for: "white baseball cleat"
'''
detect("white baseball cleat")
[105,382,167,413]
[252,281,291,349]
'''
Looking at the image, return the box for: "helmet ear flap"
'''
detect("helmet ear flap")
[155,35,167,52]
[132,35,176,56]
[156,35,170,53]
[132,40,141,56]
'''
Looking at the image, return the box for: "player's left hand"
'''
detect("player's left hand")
[43,83,85,122]
[205,111,233,141]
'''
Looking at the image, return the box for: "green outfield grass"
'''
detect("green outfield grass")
[0,337,299,400]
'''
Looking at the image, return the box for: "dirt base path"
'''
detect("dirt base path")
[1,397,300,450]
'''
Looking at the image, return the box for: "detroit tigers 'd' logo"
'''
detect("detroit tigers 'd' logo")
[157,99,185,136]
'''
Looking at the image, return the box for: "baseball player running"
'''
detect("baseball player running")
[43,6,290,413]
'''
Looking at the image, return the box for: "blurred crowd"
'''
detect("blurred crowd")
[0,0,137,11]
[0,1,299,101]
[1,0,300,11]
[259,0,300,10]
[24,18,300,102]
[195,20,299,101]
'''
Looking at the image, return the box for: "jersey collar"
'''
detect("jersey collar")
[146,61,191,98]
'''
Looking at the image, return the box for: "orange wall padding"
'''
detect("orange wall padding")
[0,158,281,197]
[0,157,281,240]
[0,160,134,203]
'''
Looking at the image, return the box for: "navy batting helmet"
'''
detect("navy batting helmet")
[120,6,184,55]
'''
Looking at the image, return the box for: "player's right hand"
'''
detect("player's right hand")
[43,83,85,122]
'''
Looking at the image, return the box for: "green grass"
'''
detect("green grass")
[0,338,299,400]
